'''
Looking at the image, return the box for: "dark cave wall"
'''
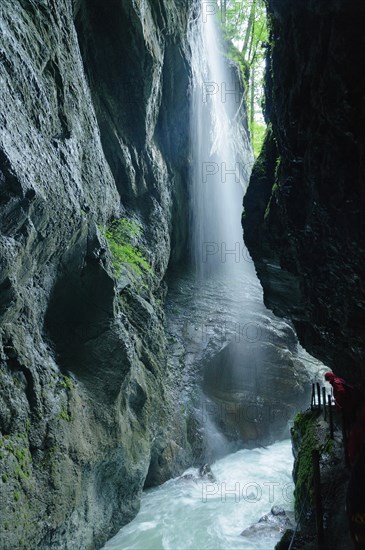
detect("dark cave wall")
[0,0,192,548]
[243,0,365,386]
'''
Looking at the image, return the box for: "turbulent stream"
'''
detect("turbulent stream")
[103,440,294,550]
[104,3,325,549]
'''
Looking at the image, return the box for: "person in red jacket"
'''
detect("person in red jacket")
[325,372,365,466]
[324,372,363,421]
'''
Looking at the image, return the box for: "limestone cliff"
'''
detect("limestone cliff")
[0,0,192,548]
[243,0,365,386]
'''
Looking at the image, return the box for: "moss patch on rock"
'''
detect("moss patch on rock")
[291,410,318,517]
[101,218,151,278]
[0,432,32,482]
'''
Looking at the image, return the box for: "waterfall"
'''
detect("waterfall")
[102,4,319,549]
[188,3,254,277]
[187,2,267,454]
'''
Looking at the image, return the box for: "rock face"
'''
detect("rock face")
[203,336,310,446]
[166,268,316,454]
[0,0,192,548]
[243,2,365,548]
[289,409,352,549]
[243,0,365,386]
[241,505,293,539]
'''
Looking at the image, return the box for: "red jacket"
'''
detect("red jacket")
[324,372,362,415]
[324,372,354,413]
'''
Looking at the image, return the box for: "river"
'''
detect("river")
[103,440,294,550]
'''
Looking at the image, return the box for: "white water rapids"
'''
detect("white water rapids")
[103,440,294,550]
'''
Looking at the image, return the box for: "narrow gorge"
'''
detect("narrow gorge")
[0,1,364,550]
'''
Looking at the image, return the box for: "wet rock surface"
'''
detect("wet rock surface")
[165,267,320,451]
[0,0,192,548]
[243,0,365,385]
[286,409,352,550]
[241,505,294,538]
[243,4,365,548]
[178,462,215,483]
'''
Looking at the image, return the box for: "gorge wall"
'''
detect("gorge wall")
[0,0,192,548]
[243,0,365,387]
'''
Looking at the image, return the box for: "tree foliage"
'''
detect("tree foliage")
[219,0,268,157]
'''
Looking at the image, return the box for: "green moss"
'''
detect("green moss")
[264,173,279,220]
[0,432,32,481]
[14,466,28,480]
[251,120,267,158]
[224,42,250,88]
[60,375,73,391]
[14,491,20,502]
[254,146,268,179]
[13,375,21,387]
[251,125,281,221]
[59,407,72,422]
[14,447,27,463]
[292,411,318,516]
[264,199,272,220]
[2,473,8,482]
[100,218,152,279]
[274,157,281,179]
[110,242,150,277]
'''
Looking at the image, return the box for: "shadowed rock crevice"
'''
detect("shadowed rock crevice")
[75,0,159,195]
[75,0,191,265]
[243,3,365,548]
[243,0,365,385]
[0,149,23,205]
[43,242,127,401]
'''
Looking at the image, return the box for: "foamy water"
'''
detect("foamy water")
[103,440,294,550]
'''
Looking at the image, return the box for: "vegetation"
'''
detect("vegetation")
[59,407,72,422]
[218,0,268,157]
[0,432,32,482]
[60,375,73,391]
[264,182,278,220]
[292,411,318,516]
[100,218,151,279]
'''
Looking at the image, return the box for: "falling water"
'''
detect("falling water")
[187,1,270,452]
[188,2,254,276]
